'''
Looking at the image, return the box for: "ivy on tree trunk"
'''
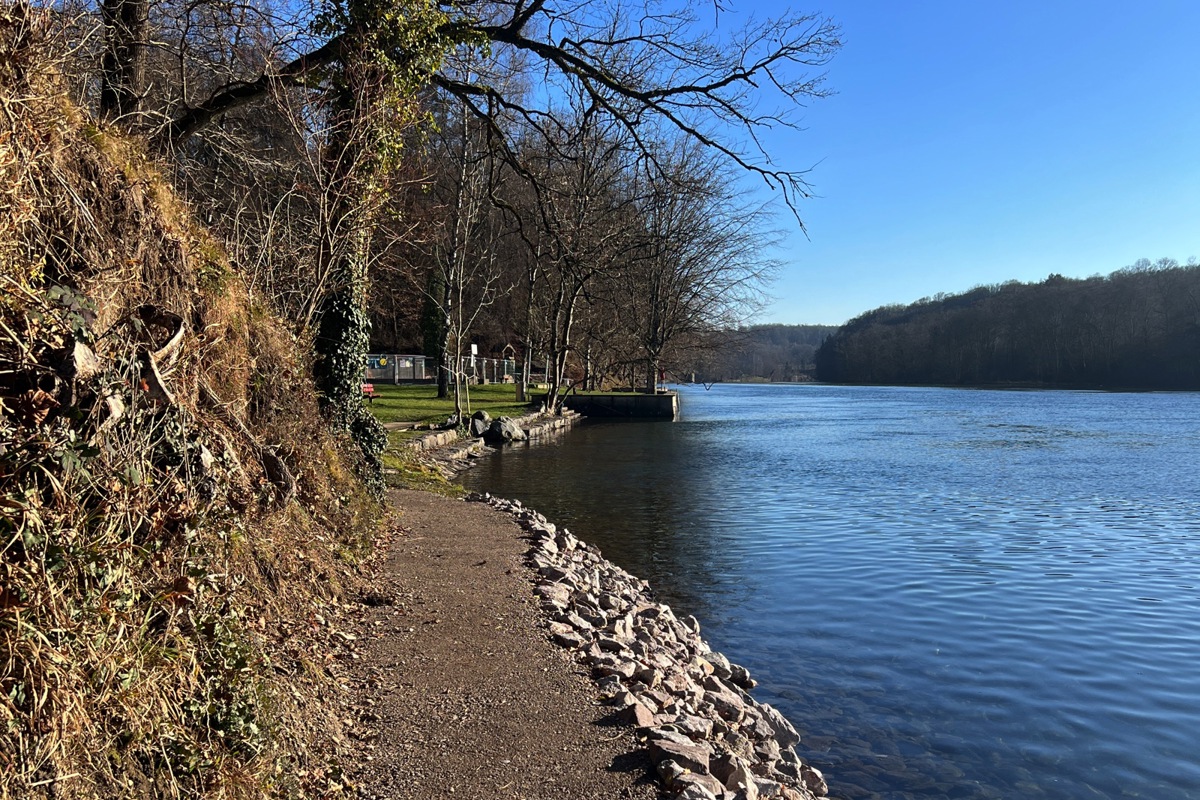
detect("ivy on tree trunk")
[313,268,387,496]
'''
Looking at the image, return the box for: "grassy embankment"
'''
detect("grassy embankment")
[368,384,535,494]
[1,20,390,797]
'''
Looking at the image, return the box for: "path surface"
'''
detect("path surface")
[347,489,660,800]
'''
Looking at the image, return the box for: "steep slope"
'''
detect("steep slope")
[1,10,385,798]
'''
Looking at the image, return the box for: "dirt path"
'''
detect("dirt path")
[346,489,660,800]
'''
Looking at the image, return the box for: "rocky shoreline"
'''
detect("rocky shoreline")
[467,493,831,800]
[397,409,584,479]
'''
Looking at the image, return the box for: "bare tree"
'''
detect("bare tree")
[152,1,839,213]
[421,81,509,417]
[85,0,839,468]
[516,96,640,410]
[619,139,779,391]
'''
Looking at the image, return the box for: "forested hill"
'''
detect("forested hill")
[697,324,838,382]
[814,260,1200,389]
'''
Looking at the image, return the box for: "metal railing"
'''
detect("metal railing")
[364,354,520,384]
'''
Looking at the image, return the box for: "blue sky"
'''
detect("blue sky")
[746,1,1200,325]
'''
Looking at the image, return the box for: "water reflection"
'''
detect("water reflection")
[463,384,1200,800]
[464,420,733,619]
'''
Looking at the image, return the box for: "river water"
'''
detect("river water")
[460,384,1200,800]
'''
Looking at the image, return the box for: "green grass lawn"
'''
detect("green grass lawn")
[368,383,535,495]
[366,383,535,426]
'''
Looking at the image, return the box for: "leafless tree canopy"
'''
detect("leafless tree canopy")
[77,0,839,408]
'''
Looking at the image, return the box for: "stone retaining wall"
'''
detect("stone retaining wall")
[407,428,462,452]
[407,409,582,452]
[525,410,581,440]
[401,410,584,476]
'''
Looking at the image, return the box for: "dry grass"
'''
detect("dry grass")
[1,9,388,798]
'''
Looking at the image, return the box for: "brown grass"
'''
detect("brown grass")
[1,9,388,798]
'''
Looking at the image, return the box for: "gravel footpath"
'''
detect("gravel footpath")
[346,489,660,800]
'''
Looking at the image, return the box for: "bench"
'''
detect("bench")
[361,382,376,402]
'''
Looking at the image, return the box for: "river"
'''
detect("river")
[461,384,1200,800]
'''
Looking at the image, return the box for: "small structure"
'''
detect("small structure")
[554,391,679,419]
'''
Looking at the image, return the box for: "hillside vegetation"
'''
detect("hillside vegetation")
[815,261,1200,389]
[1,13,387,798]
[689,324,838,383]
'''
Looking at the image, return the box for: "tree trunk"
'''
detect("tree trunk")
[452,343,463,421]
[517,257,539,403]
[544,281,580,412]
[313,279,368,411]
[100,0,149,122]
[518,347,530,402]
[421,271,448,394]
[436,311,451,398]
[309,53,388,494]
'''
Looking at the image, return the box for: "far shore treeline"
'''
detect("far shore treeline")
[430,256,1200,390]
[812,259,1200,390]
[687,324,838,383]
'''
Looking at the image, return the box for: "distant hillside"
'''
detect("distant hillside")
[814,260,1200,389]
[692,324,839,382]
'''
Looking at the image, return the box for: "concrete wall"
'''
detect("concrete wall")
[558,392,678,419]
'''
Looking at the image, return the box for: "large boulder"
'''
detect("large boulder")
[469,409,491,437]
[483,416,527,444]
[646,730,711,774]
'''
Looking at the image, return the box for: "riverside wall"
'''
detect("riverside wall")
[406,408,583,454]
[555,391,680,419]
[395,409,584,481]
[469,493,830,800]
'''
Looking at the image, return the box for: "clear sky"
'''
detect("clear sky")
[748,1,1200,325]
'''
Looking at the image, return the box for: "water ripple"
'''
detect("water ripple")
[464,384,1200,800]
